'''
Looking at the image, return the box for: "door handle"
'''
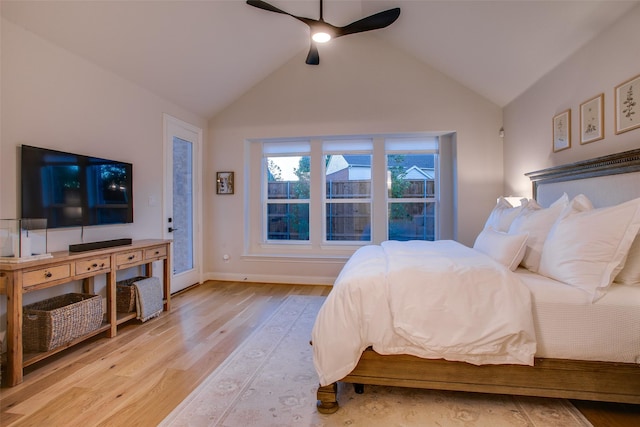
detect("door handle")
[168,227,179,233]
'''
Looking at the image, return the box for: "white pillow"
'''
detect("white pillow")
[473,227,529,271]
[615,234,640,285]
[566,193,594,212]
[508,193,569,272]
[484,197,527,232]
[538,196,640,301]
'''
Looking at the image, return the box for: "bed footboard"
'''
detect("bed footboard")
[316,348,640,413]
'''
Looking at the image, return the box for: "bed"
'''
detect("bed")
[312,148,640,413]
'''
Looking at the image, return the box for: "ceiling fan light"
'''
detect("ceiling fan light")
[312,32,331,43]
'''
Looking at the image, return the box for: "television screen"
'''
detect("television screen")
[21,145,133,228]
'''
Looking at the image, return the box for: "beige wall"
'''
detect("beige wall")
[206,35,503,284]
[1,18,206,239]
[503,5,640,199]
[0,18,206,310]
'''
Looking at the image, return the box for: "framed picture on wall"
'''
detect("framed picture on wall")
[580,93,604,144]
[552,109,571,152]
[216,171,234,195]
[615,73,640,134]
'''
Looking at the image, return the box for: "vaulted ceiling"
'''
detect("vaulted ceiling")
[2,0,638,118]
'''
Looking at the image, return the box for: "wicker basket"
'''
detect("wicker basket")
[23,293,103,352]
[116,276,147,312]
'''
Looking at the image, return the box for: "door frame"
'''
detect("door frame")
[162,113,203,293]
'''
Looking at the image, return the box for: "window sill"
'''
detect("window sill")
[241,252,351,263]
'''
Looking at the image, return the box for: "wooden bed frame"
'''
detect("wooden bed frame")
[316,148,640,414]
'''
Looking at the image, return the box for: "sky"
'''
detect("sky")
[268,156,303,181]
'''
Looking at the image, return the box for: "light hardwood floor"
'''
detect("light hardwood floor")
[1,280,638,426]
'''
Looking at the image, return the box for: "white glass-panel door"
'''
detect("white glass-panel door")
[163,114,202,293]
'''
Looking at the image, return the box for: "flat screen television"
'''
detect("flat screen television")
[21,145,133,229]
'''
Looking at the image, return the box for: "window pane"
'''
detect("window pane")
[326,203,371,241]
[267,156,310,199]
[172,138,194,273]
[267,203,309,240]
[387,154,435,198]
[325,154,371,199]
[388,202,435,241]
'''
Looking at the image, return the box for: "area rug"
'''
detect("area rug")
[160,295,592,427]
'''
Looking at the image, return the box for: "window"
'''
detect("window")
[324,140,373,242]
[247,134,451,258]
[263,142,310,241]
[386,138,438,241]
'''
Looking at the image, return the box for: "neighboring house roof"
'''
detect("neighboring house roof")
[341,155,372,168]
[404,165,435,180]
[386,154,435,170]
[332,154,435,180]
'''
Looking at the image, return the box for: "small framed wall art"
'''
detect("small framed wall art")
[615,73,640,134]
[552,109,571,152]
[580,93,604,144]
[216,171,234,195]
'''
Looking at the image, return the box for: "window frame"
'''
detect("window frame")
[385,149,440,241]
[246,134,449,259]
[322,139,374,245]
[262,143,311,244]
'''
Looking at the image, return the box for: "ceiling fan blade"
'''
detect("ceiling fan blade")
[246,0,291,16]
[305,39,320,65]
[246,0,317,26]
[336,7,401,37]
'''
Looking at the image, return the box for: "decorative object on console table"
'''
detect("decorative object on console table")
[552,109,571,152]
[615,73,640,134]
[216,171,234,194]
[580,93,604,144]
[0,218,50,262]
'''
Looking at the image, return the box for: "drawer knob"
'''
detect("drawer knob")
[128,255,135,260]
[92,263,98,268]
[44,271,52,278]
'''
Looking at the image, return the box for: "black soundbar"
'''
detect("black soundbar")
[69,238,133,253]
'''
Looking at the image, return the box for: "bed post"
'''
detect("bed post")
[316,383,339,414]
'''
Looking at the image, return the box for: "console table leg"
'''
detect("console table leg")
[106,270,116,338]
[163,252,171,312]
[6,271,24,386]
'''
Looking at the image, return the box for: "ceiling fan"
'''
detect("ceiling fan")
[246,0,401,65]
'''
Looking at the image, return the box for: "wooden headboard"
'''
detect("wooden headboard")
[526,148,640,208]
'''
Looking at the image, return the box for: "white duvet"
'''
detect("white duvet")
[312,240,537,386]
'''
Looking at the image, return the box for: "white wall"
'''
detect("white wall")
[0,18,206,313]
[503,5,640,198]
[206,34,503,284]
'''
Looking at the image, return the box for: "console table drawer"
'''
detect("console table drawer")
[23,264,71,288]
[116,250,143,267]
[76,257,110,274]
[145,246,167,260]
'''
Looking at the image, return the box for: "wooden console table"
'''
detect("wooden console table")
[0,239,171,386]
